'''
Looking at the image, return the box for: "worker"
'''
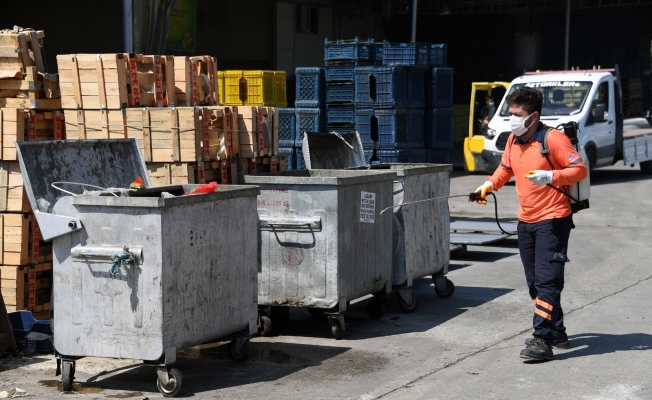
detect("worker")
[480,95,495,127]
[474,86,587,361]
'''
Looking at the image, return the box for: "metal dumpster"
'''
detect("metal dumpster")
[302,132,454,313]
[16,139,260,397]
[242,168,396,339]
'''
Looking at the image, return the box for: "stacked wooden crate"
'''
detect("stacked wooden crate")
[0,27,62,318]
[59,53,285,185]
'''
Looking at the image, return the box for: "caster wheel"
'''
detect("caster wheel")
[366,298,385,320]
[228,339,250,363]
[259,315,272,337]
[397,293,418,313]
[435,278,455,298]
[330,318,345,340]
[307,308,325,317]
[157,368,183,398]
[61,361,74,392]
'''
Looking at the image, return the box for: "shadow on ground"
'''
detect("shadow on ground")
[554,333,652,360]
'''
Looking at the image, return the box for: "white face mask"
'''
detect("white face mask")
[510,112,535,136]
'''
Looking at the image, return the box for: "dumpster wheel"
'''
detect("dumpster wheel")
[327,314,346,340]
[434,278,455,298]
[228,338,251,363]
[259,315,272,337]
[396,292,418,313]
[366,298,385,320]
[157,367,183,397]
[61,361,75,392]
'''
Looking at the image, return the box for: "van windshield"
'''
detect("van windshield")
[499,81,593,117]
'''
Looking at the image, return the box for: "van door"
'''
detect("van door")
[585,79,616,168]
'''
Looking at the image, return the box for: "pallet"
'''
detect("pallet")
[1,262,52,313]
[0,108,65,160]
[0,161,30,212]
[0,29,45,74]
[173,55,218,106]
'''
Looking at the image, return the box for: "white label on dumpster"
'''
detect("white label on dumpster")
[360,191,376,223]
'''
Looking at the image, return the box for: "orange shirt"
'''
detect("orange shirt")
[488,125,588,223]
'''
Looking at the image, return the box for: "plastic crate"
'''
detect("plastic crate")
[356,108,409,149]
[408,108,425,148]
[430,44,448,67]
[325,84,355,104]
[224,70,275,106]
[324,37,375,64]
[325,66,356,83]
[408,148,427,163]
[296,149,306,170]
[407,66,428,109]
[217,71,225,105]
[425,108,454,148]
[377,149,411,163]
[274,71,288,107]
[277,147,296,170]
[325,126,356,135]
[354,66,408,108]
[354,108,376,146]
[426,67,454,108]
[375,43,384,65]
[382,41,431,66]
[295,68,324,108]
[295,108,323,147]
[326,107,356,125]
[8,310,53,354]
[278,108,296,148]
[427,148,451,164]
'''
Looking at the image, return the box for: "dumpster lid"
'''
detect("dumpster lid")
[16,139,151,213]
[301,131,367,170]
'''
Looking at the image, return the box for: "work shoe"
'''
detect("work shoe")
[525,337,570,349]
[520,338,553,361]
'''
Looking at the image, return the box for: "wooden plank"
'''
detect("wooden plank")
[95,55,108,109]
[16,34,31,71]
[70,55,83,108]
[164,56,175,106]
[141,109,152,162]
[76,109,87,139]
[170,108,180,161]
[28,31,45,73]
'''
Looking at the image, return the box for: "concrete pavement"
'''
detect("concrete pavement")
[0,163,650,399]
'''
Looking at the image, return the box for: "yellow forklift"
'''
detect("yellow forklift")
[464,81,510,172]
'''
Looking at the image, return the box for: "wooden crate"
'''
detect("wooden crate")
[0,161,30,212]
[0,66,54,101]
[1,262,52,313]
[0,108,64,160]
[173,56,218,106]
[235,106,278,158]
[197,106,240,160]
[63,109,125,140]
[58,53,130,110]
[0,29,45,74]
[147,162,194,186]
[0,213,32,266]
[235,155,285,183]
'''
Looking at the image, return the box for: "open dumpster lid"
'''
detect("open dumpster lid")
[301,131,367,169]
[16,139,151,214]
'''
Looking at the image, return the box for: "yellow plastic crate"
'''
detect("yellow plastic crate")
[217,71,225,105]
[224,70,275,106]
[274,71,288,107]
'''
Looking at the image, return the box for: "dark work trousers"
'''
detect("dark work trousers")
[517,214,573,343]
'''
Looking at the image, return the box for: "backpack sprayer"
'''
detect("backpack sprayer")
[379,191,516,235]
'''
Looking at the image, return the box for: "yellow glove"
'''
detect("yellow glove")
[474,182,494,205]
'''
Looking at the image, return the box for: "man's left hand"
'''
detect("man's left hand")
[525,170,553,186]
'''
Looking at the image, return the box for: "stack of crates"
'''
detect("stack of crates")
[354,41,453,164]
[293,67,326,170]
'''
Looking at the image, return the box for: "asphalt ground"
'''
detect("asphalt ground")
[0,163,650,399]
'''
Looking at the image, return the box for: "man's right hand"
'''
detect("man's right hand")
[474,182,494,205]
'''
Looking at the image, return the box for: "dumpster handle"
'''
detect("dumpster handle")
[260,216,322,232]
[52,181,119,197]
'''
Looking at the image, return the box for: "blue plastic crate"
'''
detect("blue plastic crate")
[382,41,431,66]
[277,147,296,170]
[426,67,454,108]
[375,108,409,149]
[8,310,53,354]
[377,149,411,163]
[295,108,323,146]
[325,125,356,135]
[295,68,325,108]
[325,66,355,83]
[354,66,408,108]
[407,66,428,109]
[324,37,375,64]
[326,107,356,125]
[408,108,425,148]
[278,108,296,148]
[425,108,454,148]
[375,43,384,65]
[296,149,306,170]
[354,108,376,147]
[325,84,355,104]
[427,148,451,164]
[408,148,427,163]
[430,44,448,67]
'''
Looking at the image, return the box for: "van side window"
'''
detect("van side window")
[588,82,609,124]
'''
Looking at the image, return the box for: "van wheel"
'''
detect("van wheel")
[641,160,652,175]
[585,146,597,171]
